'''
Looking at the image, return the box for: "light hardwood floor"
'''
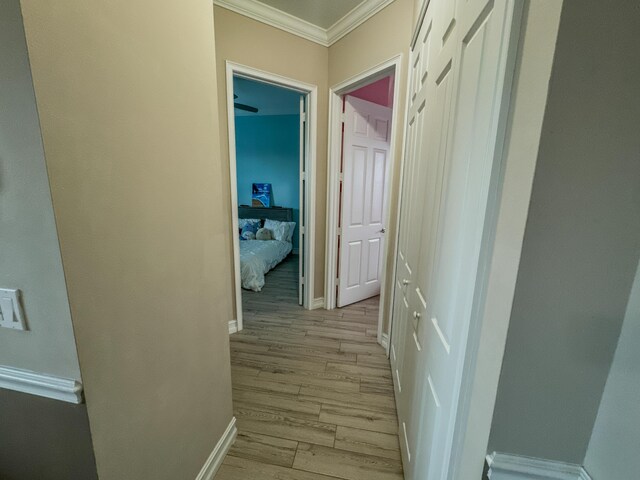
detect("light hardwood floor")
[216,255,403,480]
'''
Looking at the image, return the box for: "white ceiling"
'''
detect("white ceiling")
[255,0,364,29]
[233,76,302,117]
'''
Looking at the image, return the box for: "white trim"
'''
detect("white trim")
[213,0,395,47]
[448,2,556,478]
[327,0,395,45]
[0,365,83,404]
[195,416,238,480]
[324,55,403,350]
[486,453,592,480]
[311,297,325,310]
[579,469,593,480]
[228,320,238,334]
[214,0,326,46]
[226,61,317,332]
[380,332,389,350]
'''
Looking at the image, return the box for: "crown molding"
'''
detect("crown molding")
[327,0,395,45]
[214,0,328,46]
[0,365,83,404]
[213,0,395,47]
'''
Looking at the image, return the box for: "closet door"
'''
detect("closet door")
[390,0,520,478]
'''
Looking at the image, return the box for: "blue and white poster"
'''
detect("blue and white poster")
[252,183,272,207]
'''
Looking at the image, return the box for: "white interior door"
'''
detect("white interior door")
[338,95,392,308]
[299,94,306,306]
[390,0,519,478]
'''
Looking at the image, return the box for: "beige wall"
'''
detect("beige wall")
[20,1,234,479]
[329,0,413,333]
[215,1,414,324]
[214,6,329,314]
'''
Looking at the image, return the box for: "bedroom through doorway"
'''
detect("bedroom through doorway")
[226,63,317,332]
[325,56,402,349]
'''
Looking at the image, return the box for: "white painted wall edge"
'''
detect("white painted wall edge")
[486,452,593,480]
[228,320,238,334]
[0,365,83,404]
[312,297,325,310]
[195,416,238,480]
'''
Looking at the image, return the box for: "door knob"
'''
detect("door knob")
[402,279,410,286]
[413,311,421,320]
[379,228,386,233]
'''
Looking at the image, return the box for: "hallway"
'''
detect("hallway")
[217,257,403,479]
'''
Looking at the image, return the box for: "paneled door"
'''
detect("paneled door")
[338,96,392,307]
[299,94,306,306]
[390,0,520,478]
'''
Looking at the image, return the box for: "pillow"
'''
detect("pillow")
[284,222,296,243]
[264,219,290,242]
[238,218,260,229]
[255,227,272,241]
[240,223,259,240]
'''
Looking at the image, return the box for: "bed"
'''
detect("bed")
[238,206,294,292]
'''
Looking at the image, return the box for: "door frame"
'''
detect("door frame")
[226,61,318,332]
[324,54,402,348]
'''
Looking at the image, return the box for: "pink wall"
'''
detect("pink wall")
[348,75,394,107]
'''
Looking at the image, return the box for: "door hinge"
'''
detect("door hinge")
[301,171,306,181]
[301,226,305,234]
[340,112,346,122]
[335,278,340,287]
[302,112,308,122]
[301,277,305,285]
[337,227,342,236]
[339,172,343,182]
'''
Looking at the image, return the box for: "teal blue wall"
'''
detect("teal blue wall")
[235,114,300,250]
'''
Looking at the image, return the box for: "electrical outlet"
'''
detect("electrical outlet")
[0,288,28,331]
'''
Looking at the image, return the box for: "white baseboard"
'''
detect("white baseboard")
[311,297,325,310]
[195,416,237,480]
[380,333,389,349]
[228,320,238,334]
[0,365,83,404]
[487,452,592,480]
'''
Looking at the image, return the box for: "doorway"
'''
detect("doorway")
[325,56,402,349]
[226,62,318,332]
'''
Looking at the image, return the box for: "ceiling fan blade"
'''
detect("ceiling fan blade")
[234,103,259,113]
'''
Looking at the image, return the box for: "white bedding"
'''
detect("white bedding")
[240,239,292,291]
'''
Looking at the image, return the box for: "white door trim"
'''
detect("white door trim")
[225,61,318,331]
[324,54,402,350]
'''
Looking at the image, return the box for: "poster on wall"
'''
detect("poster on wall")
[252,183,272,207]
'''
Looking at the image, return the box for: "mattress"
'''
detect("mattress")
[240,239,292,292]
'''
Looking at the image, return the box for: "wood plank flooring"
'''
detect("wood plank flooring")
[217,255,403,480]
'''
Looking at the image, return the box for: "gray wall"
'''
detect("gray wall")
[0,388,97,479]
[0,0,81,380]
[488,0,640,464]
[584,260,640,479]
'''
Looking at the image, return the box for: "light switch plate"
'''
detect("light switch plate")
[0,288,28,331]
